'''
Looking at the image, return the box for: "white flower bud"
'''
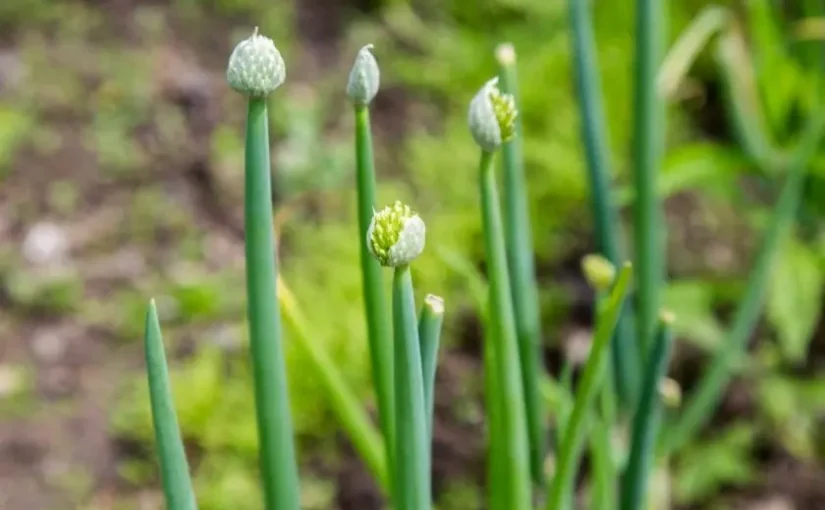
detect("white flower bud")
[347,44,380,106]
[367,201,426,267]
[467,77,517,152]
[226,27,286,97]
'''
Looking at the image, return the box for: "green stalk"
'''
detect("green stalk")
[589,414,616,510]
[418,294,445,442]
[277,276,388,490]
[569,0,639,408]
[354,104,395,475]
[665,115,825,454]
[244,97,300,510]
[495,43,547,487]
[632,0,667,359]
[551,358,574,454]
[478,150,532,510]
[144,300,197,510]
[392,265,430,510]
[620,312,674,510]
[545,263,633,510]
[484,326,507,510]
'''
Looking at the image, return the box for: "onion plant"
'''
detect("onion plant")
[347,44,395,485]
[141,29,445,510]
[468,76,533,510]
[137,2,825,507]
[226,28,300,510]
[368,201,431,510]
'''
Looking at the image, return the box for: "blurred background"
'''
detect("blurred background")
[2,0,825,509]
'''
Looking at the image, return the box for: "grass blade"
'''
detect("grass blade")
[277,276,388,490]
[392,265,430,510]
[354,104,395,476]
[545,263,633,510]
[632,0,667,359]
[714,26,784,170]
[589,413,616,510]
[657,6,730,99]
[495,42,547,487]
[620,311,675,510]
[569,0,639,408]
[664,114,825,454]
[244,97,300,510]
[418,294,445,442]
[478,150,532,510]
[144,300,197,510]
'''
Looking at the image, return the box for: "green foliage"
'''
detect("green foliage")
[6,266,84,315]
[0,106,34,177]
[435,479,483,510]
[767,235,824,362]
[276,93,352,200]
[663,281,725,351]
[673,424,757,505]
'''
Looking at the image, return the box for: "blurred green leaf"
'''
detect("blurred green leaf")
[0,105,34,176]
[767,235,823,363]
[616,142,745,206]
[746,0,801,140]
[663,280,725,351]
[755,374,825,459]
[673,423,756,504]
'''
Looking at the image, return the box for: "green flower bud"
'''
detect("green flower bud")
[347,44,380,106]
[226,27,286,97]
[659,377,682,409]
[581,254,616,291]
[367,201,426,267]
[467,77,518,152]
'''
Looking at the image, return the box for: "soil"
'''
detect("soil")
[2,2,825,510]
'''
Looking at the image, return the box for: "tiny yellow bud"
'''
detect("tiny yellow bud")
[581,254,616,291]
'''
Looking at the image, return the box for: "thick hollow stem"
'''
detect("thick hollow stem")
[479,150,532,510]
[244,97,301,510]
[496,44,547,486]
[569,0,639,408]
[393,265,430,510]
[484,328,508,510]
[631,0,667,360]
[354,105,395,485]
[620,314,674,510]
[144,300,197,510]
